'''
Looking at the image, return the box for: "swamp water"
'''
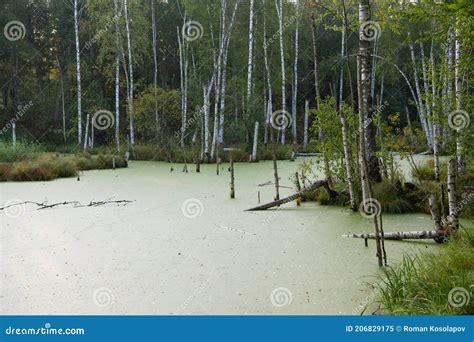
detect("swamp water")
[0,156,438,314]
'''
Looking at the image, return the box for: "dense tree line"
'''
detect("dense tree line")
[0,0,471,164]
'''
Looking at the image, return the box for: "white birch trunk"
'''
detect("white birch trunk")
[177,26,185,146]
[124,0,135,145]
[152,0,158,130]
[408,34,431,148]
[454,27,464,174]
[291,0,300,144]
[251,121,259,161]
[303,100,308,148]
[275,0,286,144]
[340,1,356,210]
[430,43,440,181]
[114,0,121,151]
[218,0,240,144]
[447,158,458,229]
[263,2,272,145]
[420,40,434,148]
[12,122,16,148]
[83,113,89,151]
[74,0,82,144]
[246,0,255,107]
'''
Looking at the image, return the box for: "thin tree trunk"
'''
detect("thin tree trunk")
[74,0,82,144]
[218,0,240,144]
[275,0,286,144]
[152,0,158,134]
[430,43,440,181]
[454,27,464,174]
[339,0,357,210]
[56,56,66,146]
[303,100,309,148]
[114,0,121,151]
[447,158,459,230]
[408,33,431,148]
[263,2,272,146]
[291,0,300,144]
[246,0,255,109]
[124,0,135,145]
[251,121,259,161]
[358,0,384,267]
[428,191,443,232]
[83,113,90,151]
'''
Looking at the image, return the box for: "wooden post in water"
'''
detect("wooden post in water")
[223,148,239,199]
[112,157,116,170]
[230,156,235,199]
[295,172,301,206]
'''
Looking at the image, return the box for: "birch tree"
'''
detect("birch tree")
[275,0,287,144]
[151,0,159,135]
[114,0,121,151]
[291,0,300,144]
[339,0,357,211]
[358,0,384,267]
[246,0,255,110]
[73,0,83,144]
[124,0,135,145]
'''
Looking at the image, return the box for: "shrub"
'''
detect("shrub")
[0,142,44,162]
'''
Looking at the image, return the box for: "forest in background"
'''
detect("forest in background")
[0,0,473,314]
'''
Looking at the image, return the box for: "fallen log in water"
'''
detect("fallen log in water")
[343,230,444,241]
[246,180,328,211]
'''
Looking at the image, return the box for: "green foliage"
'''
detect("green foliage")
[0,142,44,163]
[372,179,414,214]
[378,224,474,315]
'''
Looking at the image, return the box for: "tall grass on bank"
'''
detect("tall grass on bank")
[0,153,126,182]
[378,224,474,315]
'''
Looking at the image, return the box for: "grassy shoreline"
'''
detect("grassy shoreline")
[377,223,474,315]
